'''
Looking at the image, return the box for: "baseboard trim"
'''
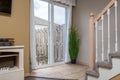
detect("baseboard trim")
[25,73,30,77]
[77,61,89,67]
[65,61,89,67]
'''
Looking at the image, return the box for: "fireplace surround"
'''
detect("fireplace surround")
[0,52,18,68]
[0,46,24,80]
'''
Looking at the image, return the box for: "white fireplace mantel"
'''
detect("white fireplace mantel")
[0,46,24,80]
[0,46,24,49]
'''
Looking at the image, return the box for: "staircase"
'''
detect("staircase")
[86,52,120,80]
[86,0,120,80]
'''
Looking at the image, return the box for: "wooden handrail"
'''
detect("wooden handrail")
[94,0,116,23]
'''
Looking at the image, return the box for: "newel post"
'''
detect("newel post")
[89,12,95,70]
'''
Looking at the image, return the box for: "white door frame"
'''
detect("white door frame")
[30,0,38,69]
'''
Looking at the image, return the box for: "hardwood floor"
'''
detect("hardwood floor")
[110,74,120,80]
[30,64,88,80]
[25,76,78,80]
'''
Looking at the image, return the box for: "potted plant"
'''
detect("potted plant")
[69,26,80,64]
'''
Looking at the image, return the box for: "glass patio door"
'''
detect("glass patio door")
[32,0,68,69]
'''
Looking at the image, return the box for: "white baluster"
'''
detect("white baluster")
[95,22,98,62]
[107,9,110,60]
[101,15,104,61]
[114,0,118,52]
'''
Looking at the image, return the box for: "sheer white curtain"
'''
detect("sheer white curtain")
[65,6,72,63]
[50,0,76,6]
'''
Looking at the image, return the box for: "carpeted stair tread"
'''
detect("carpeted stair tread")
[110,53,120,58]
[97,61,112,69]
[86,70,99,78]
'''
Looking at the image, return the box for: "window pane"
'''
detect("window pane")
[54,5,66,25]
[35,25,48,65]
[54,5,66,62]
[34,0,49,66]
[34,0,48,20]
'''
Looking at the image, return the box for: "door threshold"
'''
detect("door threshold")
[32,62,65,72]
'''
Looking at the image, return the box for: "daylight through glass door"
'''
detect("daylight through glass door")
[34,0,49,66]
[33,0,67,68]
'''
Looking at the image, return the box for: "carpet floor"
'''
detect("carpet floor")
[25,76,77,80]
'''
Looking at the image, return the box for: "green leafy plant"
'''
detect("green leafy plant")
[69,27,80,64]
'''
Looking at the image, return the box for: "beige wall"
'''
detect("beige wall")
[0,0,30,73]
[73,0,110,65]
